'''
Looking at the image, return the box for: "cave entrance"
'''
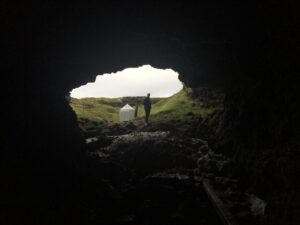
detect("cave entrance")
[67,65,225,225]
[68,65,190,134]
[68,64,224,138]
[70,65,182,99]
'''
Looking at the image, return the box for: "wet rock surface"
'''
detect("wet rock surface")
[84,123,223,225]
[195,147,267,225]
[83,118,272,225]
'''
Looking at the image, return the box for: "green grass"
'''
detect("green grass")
[137,89,219,121]
[70,89,222,124]
[70,97,122,123]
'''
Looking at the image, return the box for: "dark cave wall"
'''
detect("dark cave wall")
[1,1,299,224]
[213,18,300,223]
[219,71,300,225]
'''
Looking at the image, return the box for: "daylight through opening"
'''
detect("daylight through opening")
[70,65,183,98]
[69,64,224,137]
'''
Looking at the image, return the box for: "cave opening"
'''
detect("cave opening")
[66,64,226,225]
[70,65,183,99]
[67,64,224,139]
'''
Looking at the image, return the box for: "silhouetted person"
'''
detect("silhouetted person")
[143,93,152,124]
[134,104,138,118]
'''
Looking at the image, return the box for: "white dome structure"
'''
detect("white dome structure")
[119,104,135,122]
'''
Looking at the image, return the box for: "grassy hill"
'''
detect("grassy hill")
[69,89,223,124]
[70,97,122,123]
[136,90,220,120]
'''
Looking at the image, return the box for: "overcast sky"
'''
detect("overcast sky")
[70,65,183,98]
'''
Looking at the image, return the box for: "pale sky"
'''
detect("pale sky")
[70,65,183,98]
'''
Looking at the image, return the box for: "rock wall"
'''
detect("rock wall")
[219,73,300,225]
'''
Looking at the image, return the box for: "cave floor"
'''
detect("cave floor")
[82,120,223,225]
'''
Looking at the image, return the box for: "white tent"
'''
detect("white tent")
[119,104,135,122]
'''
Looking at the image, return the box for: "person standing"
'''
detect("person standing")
[143,93,152,124]
[134,104,138,118]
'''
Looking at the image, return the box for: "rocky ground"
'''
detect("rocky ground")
[82,119,262,225]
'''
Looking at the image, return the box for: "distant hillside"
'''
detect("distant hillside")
[137,89,222,120]
[69,89,223,124]
[70,96,163,124]
[70,97,122,123]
